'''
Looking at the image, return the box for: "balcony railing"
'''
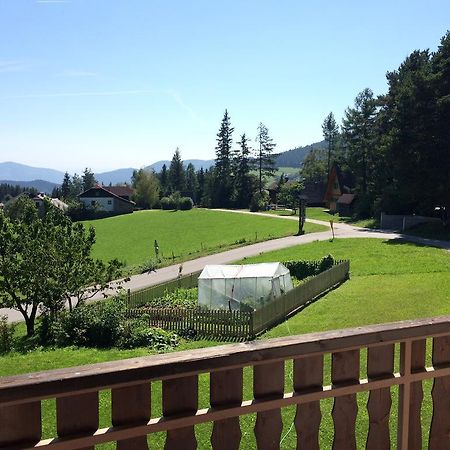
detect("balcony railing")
[0,315,449,449]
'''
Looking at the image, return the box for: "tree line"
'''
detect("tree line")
[0,183,37,203]
[131,110,278,211]
[302,31,450,219]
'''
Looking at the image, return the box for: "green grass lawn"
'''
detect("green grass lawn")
[1,238,449,448]
[82,208,325,270]
[306,206,379,228]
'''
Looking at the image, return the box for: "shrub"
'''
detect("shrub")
[161,195,194,211]
[139,258,159,273]
[53,299,126,348]
[0,315,15,354]
[117,319,179,351]
[249,191,269,212]
[179,197,194,210]
[283,255,336,280]
[160,196,177,210]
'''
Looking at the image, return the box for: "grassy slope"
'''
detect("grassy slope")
[82,209,325,268]
[1,238,449,448]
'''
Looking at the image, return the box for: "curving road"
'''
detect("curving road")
[2,211,449,323]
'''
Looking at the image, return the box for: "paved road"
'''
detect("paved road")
[2,211,449,323]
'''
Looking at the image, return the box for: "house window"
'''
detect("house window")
[107,200,112,205]
[91,200,96,206]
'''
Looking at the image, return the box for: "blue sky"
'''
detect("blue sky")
[0,1,449,173]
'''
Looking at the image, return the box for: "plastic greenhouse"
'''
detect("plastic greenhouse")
[198,263,293,311]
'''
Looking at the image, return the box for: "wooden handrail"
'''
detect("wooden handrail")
[1,315,450,449]
[1,315,449,405]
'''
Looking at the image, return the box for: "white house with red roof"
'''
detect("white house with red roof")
[78,185,135,215]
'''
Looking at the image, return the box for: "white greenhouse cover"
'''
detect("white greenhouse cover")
[198,263,293,311]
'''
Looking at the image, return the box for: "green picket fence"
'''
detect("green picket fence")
[127,260,350,340]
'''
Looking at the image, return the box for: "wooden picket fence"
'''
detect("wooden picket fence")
[127,260,350,339]
[126,270,202,308]
[252,259,350,335]
[128,307,253,339]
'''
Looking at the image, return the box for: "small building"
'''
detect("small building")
[198,263,293,311]
[303,181,326,207]
[323,163,355,213]
[337,193,356,217]
[78,185,135,215]
[31,193,68,213]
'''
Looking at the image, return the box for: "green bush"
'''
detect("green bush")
[40,299,127,348]
[139,258,159,273]
[161,195,194,211]
[0,315,15,354]
[283,255,336,280]
[179,197,194,210]
[117,319,179,351]
[160,196,177,210]
[249,191,269,212]
[38,298,180,351]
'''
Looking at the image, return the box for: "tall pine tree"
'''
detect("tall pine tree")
[213,110,234,207]
[234,133,253,208]
[322,112,339,176]
[255,122,276,193]
[168,148,185,193]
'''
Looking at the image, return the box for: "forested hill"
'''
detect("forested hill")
[275,140,326,168]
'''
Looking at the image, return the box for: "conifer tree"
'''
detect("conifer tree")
[168,148,185,193]
[159,164,169,196]
[213,110,234,206]
[82,168,97,192]
[255,122,276,193]
[61,172,72,199]
[234,133,253,208]
[185,163,199,203]
[322,112,339,176]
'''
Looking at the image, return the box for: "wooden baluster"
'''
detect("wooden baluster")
[429,335,450,450]
[253,361,284,450]
[397,339,426,450]
[331,349,359,450]
[112,382,151,450]
[0,402,41,448]
[163,375,198,450]
[210,368,243,450]
[56,391,99,450]
[294,355,323,450]
[366,344,394,450]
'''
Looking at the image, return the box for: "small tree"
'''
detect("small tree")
[255,123,277,193]
[0,197,127,336]
[132,169,160,209]
[278,181,305,213]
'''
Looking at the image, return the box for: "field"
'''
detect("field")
[81,209,326,269]
[1,237,449,448]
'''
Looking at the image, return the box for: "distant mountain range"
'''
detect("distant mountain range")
[0,141,325,193]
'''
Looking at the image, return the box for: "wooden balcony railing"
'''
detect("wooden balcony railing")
[1,315,449,449]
